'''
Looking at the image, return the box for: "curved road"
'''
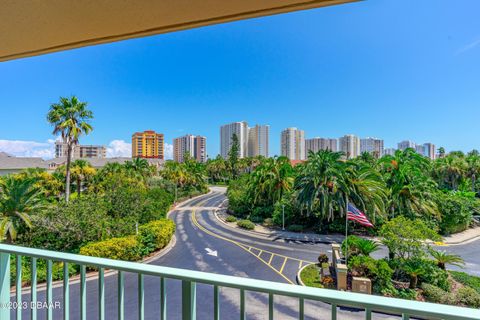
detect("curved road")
[14,187,478,319]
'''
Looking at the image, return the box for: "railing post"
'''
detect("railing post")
[0,253,11,320]
[182,280,196,320]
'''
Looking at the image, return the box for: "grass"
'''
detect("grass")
[300,264,323,288]
[450,271,480,294]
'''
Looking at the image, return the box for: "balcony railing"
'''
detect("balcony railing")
[0,244,478,320]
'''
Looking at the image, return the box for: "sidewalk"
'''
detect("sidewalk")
[442,226,480,245]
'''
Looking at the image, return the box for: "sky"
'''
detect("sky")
[1,0,480,159]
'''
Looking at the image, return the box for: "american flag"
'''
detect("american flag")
[347,203,373,227]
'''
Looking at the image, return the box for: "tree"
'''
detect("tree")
[429,249,465,270]
[70,160,96,196]
[380,149,439,220]
[228,134,240,179]
[434,154,467,190]
[124,158,154,179]
[438,147,446,158]
[466,154,480,193]
[0,176,43,242]
[295,150,387,223]
[380,216,441,260]
[403,259,426,289]
[47,96,93,202]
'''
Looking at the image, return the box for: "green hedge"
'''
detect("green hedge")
[80,236,142,261]
[79,218,175,261]
[137,219,176,255]
[237,219,255,230]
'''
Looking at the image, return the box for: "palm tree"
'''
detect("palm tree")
[70,159,96,196]
[434,154,467,190]
[403,259,426,289]
[355,238,380,256]
[47,96,93,202]
[429,249,465,270]
[248,156,294,206]
[380,149,439,220]
[125,158,153,178]
[0,176,43,242]
[466,154,480,193]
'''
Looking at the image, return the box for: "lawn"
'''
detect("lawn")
[300,264,323,288]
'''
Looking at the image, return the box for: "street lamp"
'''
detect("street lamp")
[282,204,285,231]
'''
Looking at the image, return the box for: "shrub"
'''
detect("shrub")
[417,259,450,291]
[80,236,142,261]
[287,224,304,232]
[263,218,274,227]
[450,271,480,294]
[348,256,393,293]
[421,283,455,304]
[456,286,480,308]
[225,215,237,223]
[137,219,175,255]
[318,253,329,264]
[237,219,255,230]
[435,191,477,235]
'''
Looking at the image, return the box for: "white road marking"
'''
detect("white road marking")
[205,247,218,257]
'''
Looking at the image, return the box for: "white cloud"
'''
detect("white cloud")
[165,143,173,160]
[456,38,480,55]
[0,139,55,159]
[106,140,131,158]
[0,138,173,160]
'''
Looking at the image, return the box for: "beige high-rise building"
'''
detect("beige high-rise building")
[132,130,164,159]
[360,137,384,158]
[305,137,337,157]
[248,125,269,157]
[220,121,248,159]
[55,141,106,159]
[339,134,360,159]
[173,134,207,163]
[281,127,305,160]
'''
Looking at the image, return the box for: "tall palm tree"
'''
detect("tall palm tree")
[70,159,96,196]
[0,176,43,242]
[380,149,439,219]
[125,158,153,178]
[295,150,386,223]
[434,154,467,190]
[248,156,294,206]
[47,96,93,202]
[466,154,480,193]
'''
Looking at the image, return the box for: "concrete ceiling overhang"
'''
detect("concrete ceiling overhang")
[0,0,357,62]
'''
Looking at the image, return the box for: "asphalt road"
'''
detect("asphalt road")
[11,188,480,319]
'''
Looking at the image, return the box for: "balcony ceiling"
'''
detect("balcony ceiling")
[0,0,357,62]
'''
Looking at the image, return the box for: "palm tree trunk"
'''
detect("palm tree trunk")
[409,275,418,289]
[65,143,72,202]
[77,177,81,197]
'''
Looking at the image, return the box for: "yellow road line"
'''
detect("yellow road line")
[279,257,288,274]
[191,210,295,285]
[298,260,303,269]
[268,254,274,265]
[257,250,263,257]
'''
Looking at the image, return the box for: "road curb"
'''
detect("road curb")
[296,263,313,286]
[214,211,337,244]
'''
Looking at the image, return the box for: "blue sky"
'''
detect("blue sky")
[1,0,479,159]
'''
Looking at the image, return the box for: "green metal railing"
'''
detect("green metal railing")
[0,244,479,320]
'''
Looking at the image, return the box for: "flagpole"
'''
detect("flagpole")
[345,193,348,267]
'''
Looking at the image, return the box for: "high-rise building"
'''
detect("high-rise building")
[384,148,396,156]
[281,127,305,160]
[423,143,436,160]
[132,130,164,159]
[339,134,360,159]
[248,125,269,157]
[397,140,416,151]
[55,141,106,159]
[173,134,207,163]
[415,144,425,155]
[305,137,337,156]
[220,121,248,159]
[360,137,384,158]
